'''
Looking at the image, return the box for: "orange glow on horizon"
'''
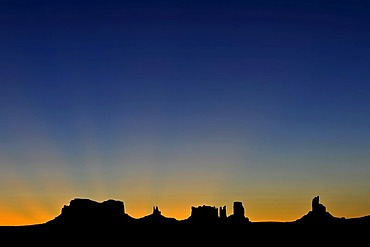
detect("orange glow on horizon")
[1,145,370,226]
[0,204,55,226]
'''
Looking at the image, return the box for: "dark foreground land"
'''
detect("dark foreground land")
[1,196,369,245]
[1,221,369,245]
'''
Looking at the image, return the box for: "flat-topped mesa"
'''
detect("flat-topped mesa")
[188,205,219,223]
[48,198,133,226]
[61,198,126,218]
[186,201,250,224]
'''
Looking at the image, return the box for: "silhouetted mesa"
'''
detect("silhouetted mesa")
[48,198,134,227]
[185,201,250,225]
[187,205,219,224]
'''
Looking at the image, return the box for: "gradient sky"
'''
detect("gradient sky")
[1,0,370,226]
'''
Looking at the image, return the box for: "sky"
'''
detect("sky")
[1,0,370,226]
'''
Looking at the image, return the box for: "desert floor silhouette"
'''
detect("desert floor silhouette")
[0,195,369,244]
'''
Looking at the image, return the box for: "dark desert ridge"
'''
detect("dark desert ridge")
[1,195,369,244]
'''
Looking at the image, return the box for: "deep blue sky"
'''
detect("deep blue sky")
[1,0,370,225]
